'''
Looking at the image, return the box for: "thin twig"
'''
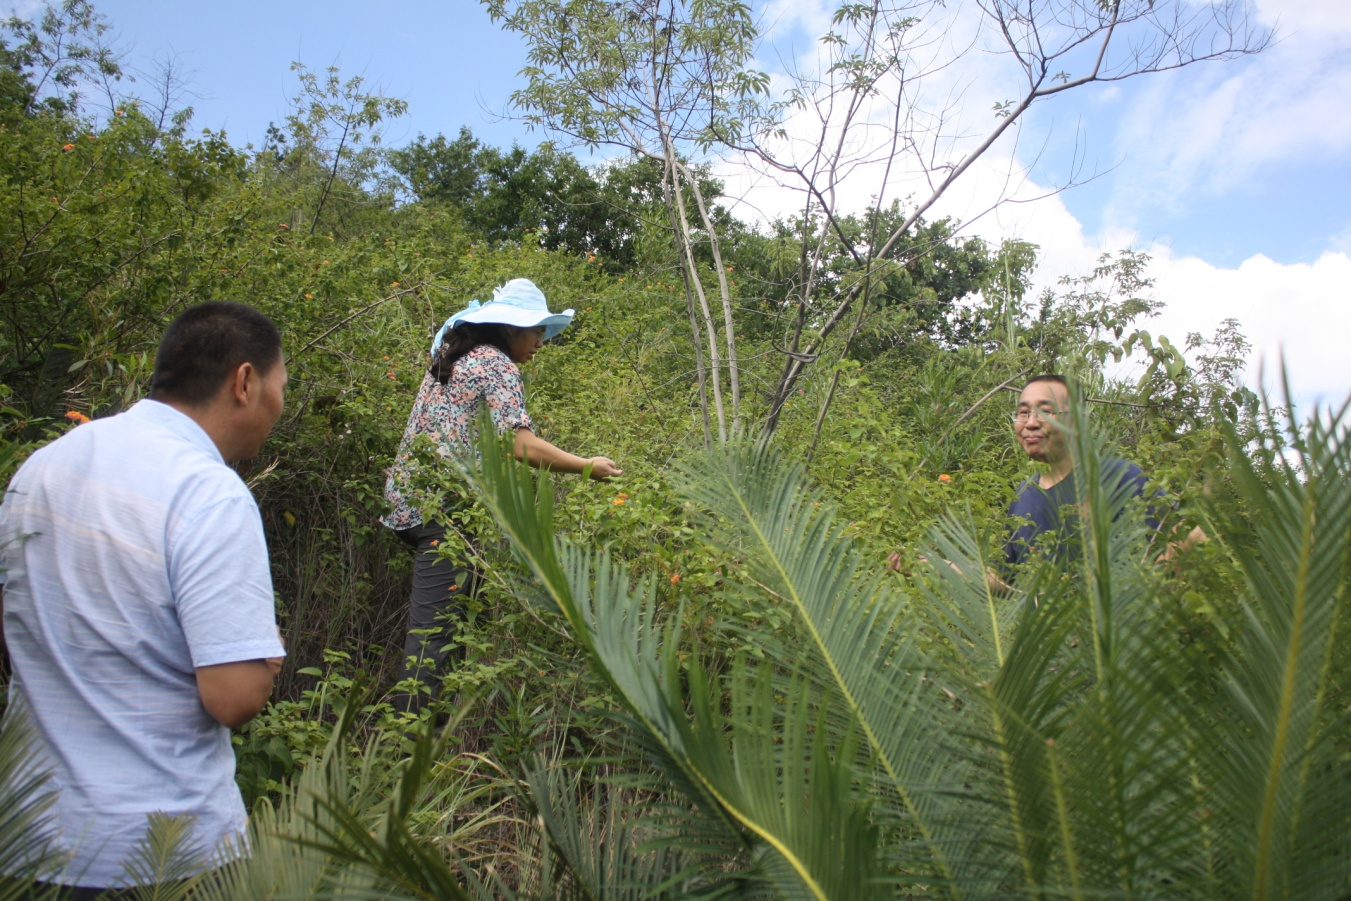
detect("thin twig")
[940,369,1032,446]
[287,285,419,364]
[996,385,1160,410]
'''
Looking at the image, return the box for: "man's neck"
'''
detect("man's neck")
[150,396,236,462]
[1039,456,1075,490]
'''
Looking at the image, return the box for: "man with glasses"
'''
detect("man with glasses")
[891,374,1201,590]
[999,374,1205,588]
[1001,375,1148,577]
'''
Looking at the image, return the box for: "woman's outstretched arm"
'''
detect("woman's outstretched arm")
[513,428,622,479]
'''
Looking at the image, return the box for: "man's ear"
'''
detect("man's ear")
[228,361,256,407]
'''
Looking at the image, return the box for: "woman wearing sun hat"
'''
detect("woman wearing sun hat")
[382,277,621,712]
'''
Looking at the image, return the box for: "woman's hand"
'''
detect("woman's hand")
[587,456,622,480]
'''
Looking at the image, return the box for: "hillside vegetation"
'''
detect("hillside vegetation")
[1,3,1347,898]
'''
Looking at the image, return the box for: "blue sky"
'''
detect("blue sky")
[10,0,1349,411]
[43,1,539,151]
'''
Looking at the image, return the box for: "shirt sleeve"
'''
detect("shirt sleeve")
[168,493,285,668]
[476,350,534,434]
[1108,461,1165,534]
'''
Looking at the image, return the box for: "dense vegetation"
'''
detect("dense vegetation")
[1,2,1347,898]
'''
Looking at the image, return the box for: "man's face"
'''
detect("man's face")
[1013,380,1070,465]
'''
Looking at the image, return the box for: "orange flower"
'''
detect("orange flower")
[391,281,400,287]
[613,497,626,506]
[938,473,952,483]
[64,410,90,424]
[60,143,74,151]
[277,223,290,229]
[669,573,681,585]
[303,293,313,299]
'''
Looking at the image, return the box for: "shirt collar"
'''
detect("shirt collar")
[126,399,225,465]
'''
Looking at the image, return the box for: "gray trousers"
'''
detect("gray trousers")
[393,521,477,714]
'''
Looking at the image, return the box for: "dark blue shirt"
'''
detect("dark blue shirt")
[1002,459,1155,573]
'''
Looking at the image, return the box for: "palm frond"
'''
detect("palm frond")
[118,813,208,900]
[0,705,65,898]
[467,426,888,899]
[1203,389,1351,899]
[675,439,972,892]
[526,763,707,900]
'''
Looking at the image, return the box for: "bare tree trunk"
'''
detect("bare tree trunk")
[682,287,714,448]
[659,149,715,446]
[666,147,727,442]
[675,159,741,433]
[310,103,353,236]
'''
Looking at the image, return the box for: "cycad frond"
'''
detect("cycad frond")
[675,439,969,892]
[468,428,887,899]
[0,706,65,897]
[118,812,208,900]
[526,763,718,899]
[195,689,477,901]
[1204,393,1351,899]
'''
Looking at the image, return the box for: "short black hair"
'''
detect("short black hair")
[150,302,282,406]
[1024,374,1068,391]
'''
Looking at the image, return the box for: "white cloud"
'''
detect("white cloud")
[1147,249,1351,410]
[726,134,1351,413]
[962,184,1351,412]
[1254,0,1351,35]
[1329,222,1351,255]
[721,1,1350,412]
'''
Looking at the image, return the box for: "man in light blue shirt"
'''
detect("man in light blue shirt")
[0,302,288,893]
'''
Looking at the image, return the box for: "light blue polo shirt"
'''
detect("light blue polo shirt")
[0,399,285,887]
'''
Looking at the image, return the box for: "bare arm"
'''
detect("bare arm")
[513,428,622,479]
[1158,524,1208,564]
[196,658,281,728]
[888,552,1013,595]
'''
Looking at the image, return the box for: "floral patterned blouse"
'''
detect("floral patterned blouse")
[381,344,533,530]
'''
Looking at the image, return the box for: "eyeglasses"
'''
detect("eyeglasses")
[1011,408,1066,423]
